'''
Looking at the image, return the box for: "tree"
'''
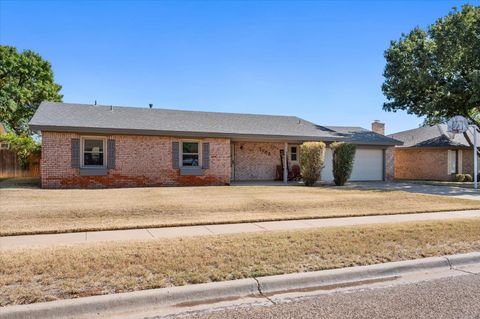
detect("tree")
[382,5,480,126]
[0,45,63,134]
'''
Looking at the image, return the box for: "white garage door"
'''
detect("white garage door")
[321,148,384,181]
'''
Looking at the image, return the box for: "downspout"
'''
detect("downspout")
[284,143,288,184]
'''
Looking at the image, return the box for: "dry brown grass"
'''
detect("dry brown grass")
[2,219,480,306]
[2,185,480,235]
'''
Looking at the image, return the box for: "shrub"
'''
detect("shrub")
[464,174,473,182]
[0,132,41,168]
[331,142,356,186]
[453,174,466,182]
[300,142,326,186]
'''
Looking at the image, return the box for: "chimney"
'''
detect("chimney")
[372,120,385,135]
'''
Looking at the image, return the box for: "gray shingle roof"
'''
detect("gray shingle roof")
[324,126,402,145]
[29,102,400,145]
[388,124,479,148]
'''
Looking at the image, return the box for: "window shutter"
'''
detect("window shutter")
[172,142,180,169]
[71,138,80,168]
[107,139,116,169]
[202,142,210,169]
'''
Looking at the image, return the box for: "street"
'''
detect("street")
[146,268,480,319]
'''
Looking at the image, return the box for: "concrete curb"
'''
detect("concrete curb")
[2,252,479,319]
[446,251,480,267]
[0,279,259,319]
[257,255,451,294]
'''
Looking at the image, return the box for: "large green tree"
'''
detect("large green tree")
[0,45,63,134]
[382,5,480,126]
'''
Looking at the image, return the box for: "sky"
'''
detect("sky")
[0,0,477,134]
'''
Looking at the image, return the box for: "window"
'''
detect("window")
[182,142,200,167]
[448,150,457,174]
[290,146,298,161]
[0,142,9,150]
[82,138,106,167]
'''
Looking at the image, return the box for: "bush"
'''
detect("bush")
[300,142,326,186]
[453,174,466,182]
[331,142,356,186]
[464,174,473,182]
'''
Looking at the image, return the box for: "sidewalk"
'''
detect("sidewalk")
[2,210,480,250]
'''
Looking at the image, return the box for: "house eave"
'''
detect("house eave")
[29,125,346,143]
[397,145,472,150]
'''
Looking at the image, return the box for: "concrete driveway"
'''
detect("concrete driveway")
[348,181,480,200]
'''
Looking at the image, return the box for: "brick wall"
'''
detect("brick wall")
[384,147,395,181]
[232,142,299,180]
[460,150,479,176]
[394,148,450,181]
[41,132,231,188]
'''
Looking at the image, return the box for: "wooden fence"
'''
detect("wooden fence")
[0,149,40,178]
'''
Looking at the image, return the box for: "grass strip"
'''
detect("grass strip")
[2,219,480,306]
[2,186,480,236]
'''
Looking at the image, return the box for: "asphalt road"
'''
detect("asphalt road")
[160,273,480,319]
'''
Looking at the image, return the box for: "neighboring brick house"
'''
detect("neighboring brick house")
[29,102,401,188]
[389,124,480,181]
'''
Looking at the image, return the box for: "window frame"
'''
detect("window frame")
[447,150,457,174]
[80,136,107,168]
[290,145,298,161]
[180,140,202,168]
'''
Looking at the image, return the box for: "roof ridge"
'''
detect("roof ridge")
[43,101,301,120]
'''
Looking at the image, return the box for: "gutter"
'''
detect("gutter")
[27,125,401,146]
[28,125,347,143]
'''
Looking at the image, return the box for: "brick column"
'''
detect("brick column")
[385,147,395,181]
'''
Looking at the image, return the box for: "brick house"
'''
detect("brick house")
[29,102,401,188]
[389,124,480,181]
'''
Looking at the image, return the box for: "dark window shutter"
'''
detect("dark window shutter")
[172,142,180,169]
[71,138,80,168]
[107,139,116,169]
[202,142,210,169]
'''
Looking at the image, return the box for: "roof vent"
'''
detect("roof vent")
[149,104,153,109]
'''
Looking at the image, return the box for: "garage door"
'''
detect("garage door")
[322,148,384,181]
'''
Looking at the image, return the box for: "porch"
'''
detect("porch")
[230,141,299,184]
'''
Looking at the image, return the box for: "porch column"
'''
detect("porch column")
[284,142,288,184]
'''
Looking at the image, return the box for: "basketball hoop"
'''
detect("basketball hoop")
[447,116,478,190]
[447,116,469,135]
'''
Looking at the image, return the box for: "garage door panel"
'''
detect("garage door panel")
[350,149,383,181]
[321,148,383,181]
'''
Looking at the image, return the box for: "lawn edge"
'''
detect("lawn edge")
[2,252,479,319]
[2,207,480,237]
